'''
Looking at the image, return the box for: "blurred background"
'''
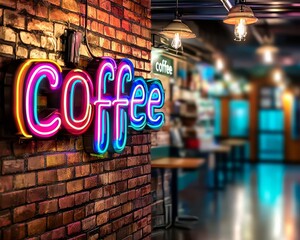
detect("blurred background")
[150,1,300,239]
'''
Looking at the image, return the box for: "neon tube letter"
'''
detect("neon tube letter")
[61,69,94,135]
[112,59,133,153]
[92,58,116,154]
[146,80,165,130]
[129,77,148,131]
[24,62,62,138]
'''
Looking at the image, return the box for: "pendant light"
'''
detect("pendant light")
[256,43,278,64]
[160,0,196,50]
[223,0,257,41]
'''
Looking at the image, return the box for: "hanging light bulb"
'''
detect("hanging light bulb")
[160,0,195,50]
[256,44,278,64]
[234,18,247,41]
[223,3,257,41]
[171,32,182,50]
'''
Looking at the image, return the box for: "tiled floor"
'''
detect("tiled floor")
[152,164,300,240]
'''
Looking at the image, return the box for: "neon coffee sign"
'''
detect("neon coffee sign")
[13,58,165,154]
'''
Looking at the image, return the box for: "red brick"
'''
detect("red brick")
[110,15,120,28]
[122,169,133,180]
[122,20,131,31]
[97,9,109,23]
[99,223,112,237]
[13,203,35,222]
[84,175,98,189]
[128,178,138,189]
[103,184,116,197]
[122,202,132,214]
[0,190,26,209]
[67,221,81,235]
[109,206,122,220]
[74,191,89,205]
[40,227,66,240]
[75,165,90,177]
[108,171,121,183]
[112,217,124,231]
[27,217,46,236]
[85,202,94,216]
[63,210,74,225]
[47,213,63,230]
[133,230,142,240]
[0,176,13,193]
[57,138,75,151]
[3,10,25,30]
[82,215,96,231]
[49,8,69,23]
[104,159,115,171]
[74,206,85,221]
[90,187,103,200]
[134,209,143,220]
[18,0,35,15]
[116,181,127,192]
[67,152,82,165]
[67,179,83,193]
[48,183,66,198]
[57,167,74,181]
[94,200,105,213]
[104,26,115,38]
[28,155,45,170]
[27,186,47,203]
[59,195,75,209]
[36,4,48,18]
[2,223,26,240]
[115,158,127,169]
[0,0,16,8]
[98,173,109,185]
[0,210,11,227]
[48,0,61,6]
[97,212,109,226]
[14,172,36,189]
[36,140,56,152]
[38,170,57,185]
[46,154,66,167]
[2,159,24,174]
[116,30,127,41]
[116,225,132,239]
[39,199,58,214]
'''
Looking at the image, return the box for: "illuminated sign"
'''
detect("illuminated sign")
[13,58,165,154]
[152,55,174,77]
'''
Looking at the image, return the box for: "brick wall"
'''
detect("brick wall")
[0,0,153,239]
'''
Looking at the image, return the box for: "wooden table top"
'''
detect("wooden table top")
[201,144,231,153]
[151,157,205,169]
[221,139,247,146]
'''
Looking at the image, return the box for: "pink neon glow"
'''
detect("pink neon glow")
[25,63,62,138]
[112,60,132,152]
[92,58,116,153]
[61,70,94,135]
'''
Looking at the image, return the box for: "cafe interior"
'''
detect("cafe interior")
[150,0,300,239]
[1,0,300,239]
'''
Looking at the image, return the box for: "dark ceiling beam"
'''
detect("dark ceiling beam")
[152,12,300,20]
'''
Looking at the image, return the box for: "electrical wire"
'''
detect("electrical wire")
[84,0,97,58]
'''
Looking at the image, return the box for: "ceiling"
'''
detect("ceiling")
[151,0,300,79]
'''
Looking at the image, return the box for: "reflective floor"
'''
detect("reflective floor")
[152,164,300,240]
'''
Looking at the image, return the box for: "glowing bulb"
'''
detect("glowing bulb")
[263,50,273,64]
[216,58,224,71]
[171,33,182,50]
[224,72,231,82]
[234,18,247,41]
[273,70,282,83]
